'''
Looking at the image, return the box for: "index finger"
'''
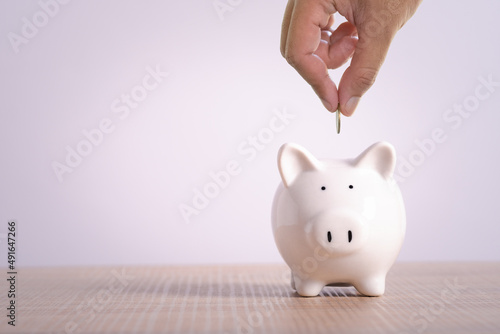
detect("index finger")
[283,1,338,111]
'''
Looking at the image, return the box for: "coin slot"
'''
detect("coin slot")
[327,231,332,243]
[348,230,352,243]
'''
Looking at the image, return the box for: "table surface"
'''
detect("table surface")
[1,262,499,334]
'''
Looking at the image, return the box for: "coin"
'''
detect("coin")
[336,105,341,134]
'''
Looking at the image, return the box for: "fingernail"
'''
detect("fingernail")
[344,96,360,116]
[321,99,333,112]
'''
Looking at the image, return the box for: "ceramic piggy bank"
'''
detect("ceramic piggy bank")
[271,142,405,297]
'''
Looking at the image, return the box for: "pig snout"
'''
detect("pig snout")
[309,210,368,255]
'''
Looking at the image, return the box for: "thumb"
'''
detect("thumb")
[338,24,396,116]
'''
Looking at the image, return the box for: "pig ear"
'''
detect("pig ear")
[278,143,321,188]
[354,142,396,179]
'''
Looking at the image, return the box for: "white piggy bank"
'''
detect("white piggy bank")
[271,142,405,297]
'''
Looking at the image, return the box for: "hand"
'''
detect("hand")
[280,0,422,116]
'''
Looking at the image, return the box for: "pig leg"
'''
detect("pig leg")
[290,270,296,290]
[293,275,325,297]
[353,276,386,297]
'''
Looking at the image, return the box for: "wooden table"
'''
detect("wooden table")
[2,263,499,333]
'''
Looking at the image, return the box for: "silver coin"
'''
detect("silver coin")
[336,106,341,134]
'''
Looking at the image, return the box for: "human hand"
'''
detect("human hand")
[280,0,422,116]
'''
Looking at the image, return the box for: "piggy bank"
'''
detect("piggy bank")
[271,142,405,297]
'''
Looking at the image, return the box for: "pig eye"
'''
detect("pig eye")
[321,186,326,191]
[349,185,354,189]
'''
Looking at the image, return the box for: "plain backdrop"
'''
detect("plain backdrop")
[0,0,499,267]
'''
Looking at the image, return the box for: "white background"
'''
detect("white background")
[1,0,499,267]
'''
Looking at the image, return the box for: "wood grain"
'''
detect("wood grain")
[2,263,499,333]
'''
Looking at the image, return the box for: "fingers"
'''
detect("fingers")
[329,21,357,45]
[324,13,335,30]
[315,22,357,69]
[338,24,396,116]
[280,0,411,116]
[280,0,295,57]
[282,0,338,111]
[335,0,424,117]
